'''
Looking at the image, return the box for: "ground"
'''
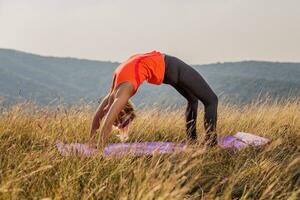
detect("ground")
[0,99,299,199]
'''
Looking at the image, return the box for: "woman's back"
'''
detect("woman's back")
[112,50,165,95]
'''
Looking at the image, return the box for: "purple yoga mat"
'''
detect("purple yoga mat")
[217,136,249,150]
[55,141,187,157]
[55,132,270,157]
[56,142,98,157]
[218,132,270,150]
[104,142,187,156]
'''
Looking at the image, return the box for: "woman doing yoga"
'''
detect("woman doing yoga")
[89,50,218,150]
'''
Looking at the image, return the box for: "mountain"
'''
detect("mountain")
[0,48,299,107]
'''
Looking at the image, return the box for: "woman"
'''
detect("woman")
[89,50,218,150]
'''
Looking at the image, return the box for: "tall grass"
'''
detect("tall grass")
[0,99,299,199]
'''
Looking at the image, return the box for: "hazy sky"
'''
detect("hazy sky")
[0,0,299,64]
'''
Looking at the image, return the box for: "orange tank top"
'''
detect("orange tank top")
[111,50,165,95]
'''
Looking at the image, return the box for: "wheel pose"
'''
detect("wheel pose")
[89,50,218,149]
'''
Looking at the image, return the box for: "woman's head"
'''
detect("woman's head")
[113,100,136,129]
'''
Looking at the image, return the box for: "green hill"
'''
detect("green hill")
[0,48,299,106]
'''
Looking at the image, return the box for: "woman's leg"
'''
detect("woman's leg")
[163,54,218,146]
[173,85,199,141]
[179,62,218,146]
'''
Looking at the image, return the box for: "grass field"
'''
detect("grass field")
[0,99,299,200]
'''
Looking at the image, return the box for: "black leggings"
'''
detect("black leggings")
[163,54,218,145]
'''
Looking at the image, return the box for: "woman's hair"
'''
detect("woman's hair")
[114,100,136,129]
[123,100,135,116]
[98,95,136,129]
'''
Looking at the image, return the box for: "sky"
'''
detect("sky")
[0,0,299,64]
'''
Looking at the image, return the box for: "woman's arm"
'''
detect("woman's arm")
[89,94,110,142]
[97,86,132,150]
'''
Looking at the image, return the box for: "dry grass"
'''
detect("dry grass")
[0,99,299,200]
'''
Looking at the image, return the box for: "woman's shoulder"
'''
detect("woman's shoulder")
[113,81,136,97]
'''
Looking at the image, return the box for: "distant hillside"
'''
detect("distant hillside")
[0,48,299,107]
